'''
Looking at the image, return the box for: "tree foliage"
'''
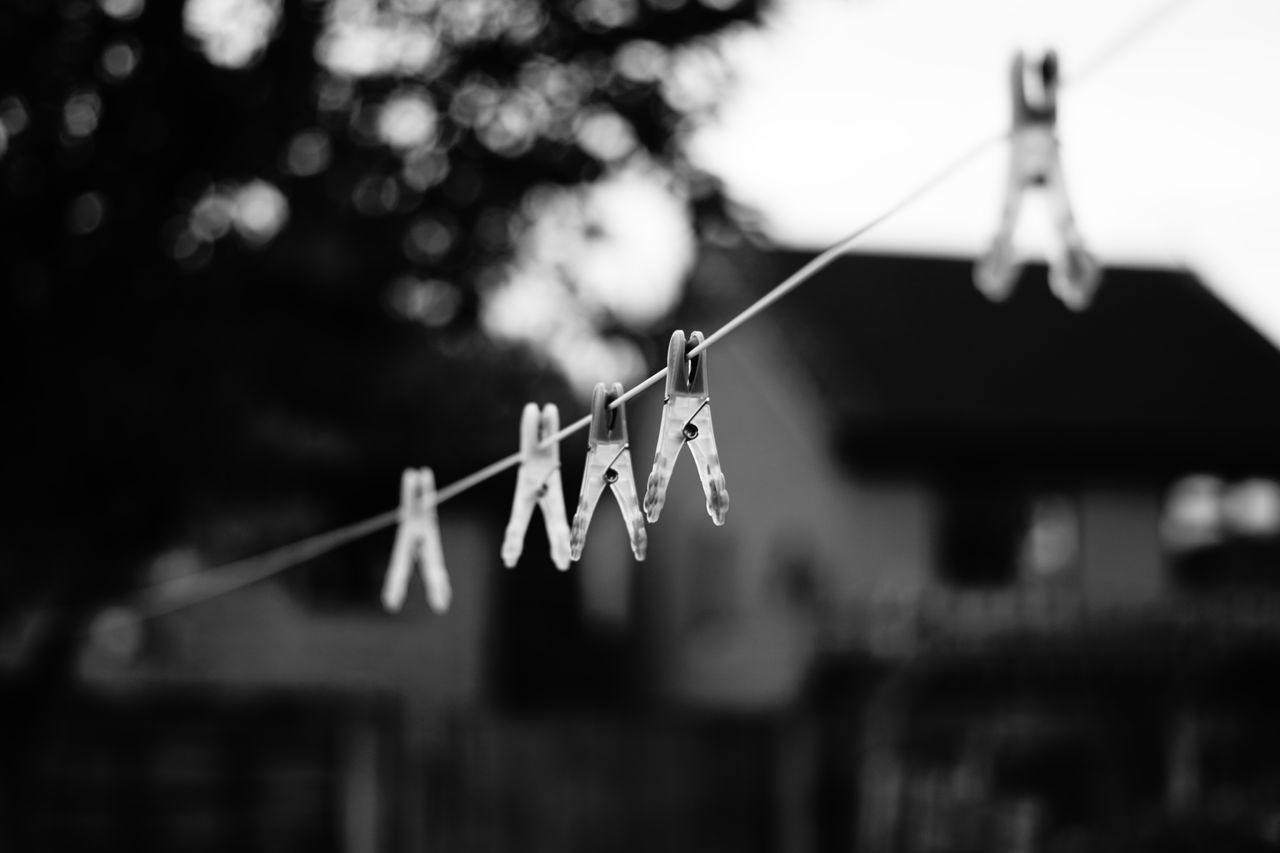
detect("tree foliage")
[0,0,764,609]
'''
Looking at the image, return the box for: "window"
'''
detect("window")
[937,485,1079,588]
[1163,475,1280,589]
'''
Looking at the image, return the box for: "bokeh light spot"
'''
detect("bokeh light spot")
[191,192,235,241]
[377,92,438,151]
[402,148,449,191]
[572,168,695,325]
[662,41,729,114]
[284,130,332,176]
[449,77,500,128]
[173,229,200,259]
[316,3,439,79]
[352,174,393,216]
[1222,479,1280,537]
[436,0,545,45]
[101,41,141,81]
[184,0,282,69]
[172,228,213,270]
[481,166,694,399]
[575,108,637,163]
[316,76,355,113]
[483,267,568,342]
[1162,475,1225,551]
[232,180,289,244]
[574,0,639,30]
[67,192,106,235]
[63,90,102,139]
[380,176,402,211]
[614,40,668,83]
[99,0,146,20]
[552,334,647,400]
[387,276,463,327]
[476,98,537,157]
[0,96,30,136]
[83,607,144,672]
[403,215,455,262]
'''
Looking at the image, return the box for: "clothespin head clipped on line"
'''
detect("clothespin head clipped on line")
[644,330,729,526]
[570,382,647,562]
[1012,49,1058,128]
[501,402,572,570]
[974,49,1102,311]
[382,467,452,613]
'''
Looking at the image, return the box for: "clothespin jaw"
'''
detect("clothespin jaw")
[665,328,709,398]
[644,330,729,526]
[975,48,1102,311]
[1011,50,1059,130]
[587,379,629,444]
[382,467,452,613]
[570,382,647,561]
[501,402,572,570]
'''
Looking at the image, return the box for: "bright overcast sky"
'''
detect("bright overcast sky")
[690,0,1280,345]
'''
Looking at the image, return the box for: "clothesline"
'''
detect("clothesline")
[131,0,1192,621]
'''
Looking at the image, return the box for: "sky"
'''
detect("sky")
[690,0,1280,346]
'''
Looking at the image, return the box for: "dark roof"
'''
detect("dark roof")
[703,248,1280,478]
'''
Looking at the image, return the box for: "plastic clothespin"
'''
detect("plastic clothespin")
[501,402,572,570]
[643,330,729,526]
[382,467,452,613]
[974,50,1102,311]
[570,382,647,561]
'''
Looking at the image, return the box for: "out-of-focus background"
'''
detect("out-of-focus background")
[4,0,1280,851]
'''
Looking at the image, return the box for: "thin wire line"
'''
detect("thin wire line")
[1064,0,1194,89]
[136,509,399,619]
[124,0,1193,619]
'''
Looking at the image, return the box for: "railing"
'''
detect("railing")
[818,585,1280,657]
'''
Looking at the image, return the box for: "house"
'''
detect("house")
[632,245,1280,852]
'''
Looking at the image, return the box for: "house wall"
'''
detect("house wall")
[911,482,1172,642]
[622,317,1178,709]
[1077,485,1166,605]
[84,513,497,725]
[630,322,930,708]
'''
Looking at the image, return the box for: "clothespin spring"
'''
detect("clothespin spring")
[535,463,560,497]
[603,444,629,484]
[680,397,710,441]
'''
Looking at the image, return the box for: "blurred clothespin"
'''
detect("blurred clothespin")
[643,330,729,526]
[501,402,572,570]
[974,50,1102,310]
[570,382,647,561]
[382,467,451,613]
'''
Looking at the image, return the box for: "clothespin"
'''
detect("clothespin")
[501,402,572,570]
[570,382,647,561]
[974,50,1102,310]
[643,330,729,526]
[382,467,451,613]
